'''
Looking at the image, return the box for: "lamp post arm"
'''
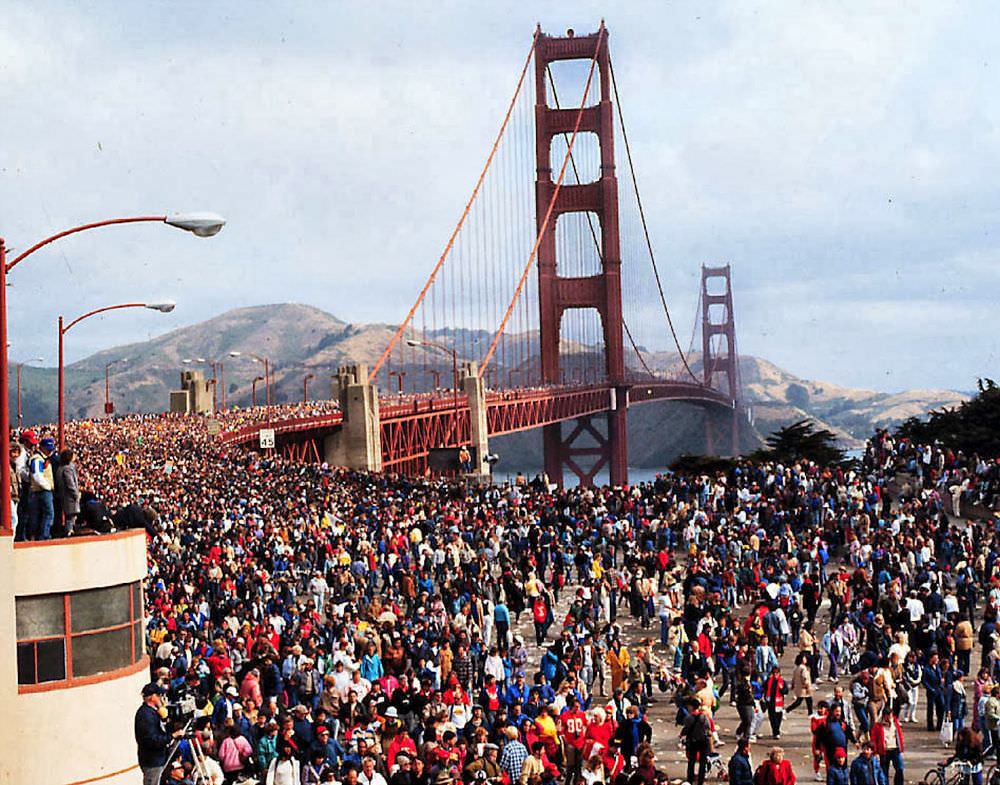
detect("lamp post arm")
[62,302,147,333]
[6,216,166,272]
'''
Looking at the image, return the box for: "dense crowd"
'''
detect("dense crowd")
[18,412,1000,785]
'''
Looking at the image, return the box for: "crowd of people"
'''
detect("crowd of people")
[16,411,1000,785]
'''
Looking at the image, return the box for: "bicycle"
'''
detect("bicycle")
[924,760,965,785]
[926,759,983,785]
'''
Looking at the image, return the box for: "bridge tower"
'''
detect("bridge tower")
[535,24,628,487]
[701,264,740,455]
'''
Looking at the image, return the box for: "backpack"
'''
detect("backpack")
[753,763,770,785]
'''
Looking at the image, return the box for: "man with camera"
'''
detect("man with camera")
[135,682,184,785]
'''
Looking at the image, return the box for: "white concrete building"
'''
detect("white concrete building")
[0,529,148,784]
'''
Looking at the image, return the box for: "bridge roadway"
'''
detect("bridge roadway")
[219,381,734,473]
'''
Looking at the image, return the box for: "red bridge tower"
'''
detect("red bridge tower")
[701,264,740,455]
[535,25,628,487]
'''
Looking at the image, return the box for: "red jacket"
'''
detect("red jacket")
[758,759,796,785]
[870,717,905,756]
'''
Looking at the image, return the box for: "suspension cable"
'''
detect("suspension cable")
[479,29,604,375]
[608,56,699,383]
[623,318,655,377]
[370,32,539,381]
[547,66,657,381]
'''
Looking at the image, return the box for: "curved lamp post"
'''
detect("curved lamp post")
[251,375,265,407]
[407,338,460,445]
[303,373,315,404]
[15,356,44,428]
[0,212,223,533]
[59,301,175,448]
[229,351,271,407]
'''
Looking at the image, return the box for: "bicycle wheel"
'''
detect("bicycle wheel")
[925,769,944,785]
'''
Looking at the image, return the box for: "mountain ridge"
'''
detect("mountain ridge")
[13,304,966,453]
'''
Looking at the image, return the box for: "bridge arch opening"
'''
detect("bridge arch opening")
[555,211,603,277]
[558,307,606,385]
[707,302,729,325]
[550,131,601,184]
[545,58,601,110]
[705,276,728,297]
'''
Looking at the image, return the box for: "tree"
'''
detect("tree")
[894,378,1000,455]
[752,419,846,466]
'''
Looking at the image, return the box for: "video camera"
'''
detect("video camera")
[166,693,198,724]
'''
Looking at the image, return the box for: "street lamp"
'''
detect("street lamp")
[229,351,271,406]
[407,338,460,445]
[251,375,265,407]
[15,356,44,429]
[58,300,175,449]
[104,357,128,416]
[0,211,224,534]
[303,373,315,404]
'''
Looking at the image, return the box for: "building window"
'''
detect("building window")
[15,581,144,687]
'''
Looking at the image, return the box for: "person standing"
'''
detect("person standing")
[764,666,789,740]
[788,653,814,715]
[848,743,886,785]
[758,747,797,785]
[869,711,904,785]
[924,654,946,732]
[135,682,181,785]
[680,697,713,785]
[728,738,753,785]
[827,748,849,785]
[735,669,758,741]
[27,436,55,540]
[56,449,80,536]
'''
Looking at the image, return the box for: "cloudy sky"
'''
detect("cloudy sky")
[1,1,997,392]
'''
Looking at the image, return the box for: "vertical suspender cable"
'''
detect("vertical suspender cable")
[370,36,538,381]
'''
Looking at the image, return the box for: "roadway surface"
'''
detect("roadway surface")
[509,573,960,785]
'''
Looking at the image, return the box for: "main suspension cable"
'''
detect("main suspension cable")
[608,55,699,383]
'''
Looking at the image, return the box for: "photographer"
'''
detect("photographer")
[135,682,183,785]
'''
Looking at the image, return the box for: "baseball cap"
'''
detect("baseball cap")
[39,437,55,452]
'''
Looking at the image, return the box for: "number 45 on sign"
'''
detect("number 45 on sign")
[259,428,275,449]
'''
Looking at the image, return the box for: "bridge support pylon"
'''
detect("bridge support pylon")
[701,265,740,456]
[535,24,628,487]
[462,362,491,480]
[324,364,382,472]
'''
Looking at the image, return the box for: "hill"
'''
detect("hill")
[11,304,967,461]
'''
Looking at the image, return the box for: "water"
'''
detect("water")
[497,466,668,488]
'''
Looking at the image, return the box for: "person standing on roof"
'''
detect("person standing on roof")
[27,436,56,540]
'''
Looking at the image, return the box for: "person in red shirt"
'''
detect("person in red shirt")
[559,695,589,782]
[763,666,788,739]
[809,701,829,781]
[582,708,614,759]
[600,739,626,785]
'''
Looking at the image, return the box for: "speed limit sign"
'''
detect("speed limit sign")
[259,428,275,449]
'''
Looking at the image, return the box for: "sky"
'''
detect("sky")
[1,0,998,393]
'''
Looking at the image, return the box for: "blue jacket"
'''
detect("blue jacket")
[827,763,850,785]
[134,703,172,768]
[849,755,887,785]
[923,664,943,696]
[728,752,753,785]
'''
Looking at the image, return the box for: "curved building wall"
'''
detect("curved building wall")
[0,530,148,785]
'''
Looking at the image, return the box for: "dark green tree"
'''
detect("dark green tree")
[752,419,846,465]
[894,378,1000,455]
